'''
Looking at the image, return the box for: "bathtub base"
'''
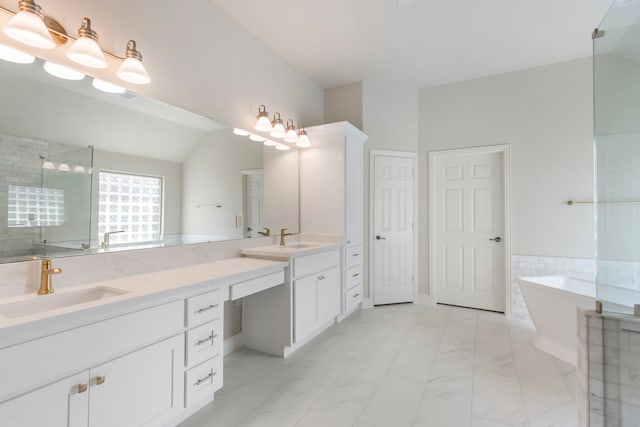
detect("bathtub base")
[533,336,576,366]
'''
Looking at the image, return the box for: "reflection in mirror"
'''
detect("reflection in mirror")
[0,56,295,263]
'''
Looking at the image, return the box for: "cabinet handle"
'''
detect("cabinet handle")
[196,303,219,314]
[195,334,218,346]
[352,253,360,257]
[96,375,106,385]
[352,273,360,278]
[353,293,360,298]
[77,383,88,394]
[195,371,217,386]
[318,275,326,280]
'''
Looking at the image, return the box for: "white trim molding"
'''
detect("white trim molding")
[368,149,419,307]
[223,332,244,356]
[428,144,512,317]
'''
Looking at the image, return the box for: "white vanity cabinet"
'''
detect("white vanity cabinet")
[293,266,339,342]
[301,122,368,316]
[0,302,185,427]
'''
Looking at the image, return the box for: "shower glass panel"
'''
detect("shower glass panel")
[40,144,94,251]
[594,0,640,314]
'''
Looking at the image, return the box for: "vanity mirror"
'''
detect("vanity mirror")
[0,57,299,263]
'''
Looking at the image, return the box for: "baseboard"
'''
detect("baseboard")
[223,332,244,356]
[361,298,372,309]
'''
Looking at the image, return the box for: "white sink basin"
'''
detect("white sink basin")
[282,243,321,249]
[0,286,129,319]
[241,242,338,260]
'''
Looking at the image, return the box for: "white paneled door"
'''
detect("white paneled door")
[245,172,264,238]
[433,150,506,312]
[373,154,415,305]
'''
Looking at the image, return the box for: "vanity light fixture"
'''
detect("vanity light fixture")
[2,0,55,49]
[275,143,290,151]
[92,78,125,94]
[0,2,152,85]
[270,112,286,138]
[66,18,107,69]
[41,160,55,169]
[43,61,85,80]
[0,43,34,63]
[116,40,150,84]
[233,128,250,136]
[73,165,86,173]
[284,119,298,143]
[296,128,311,148]
[254,105,272,132]
[249,133,265,142]
[57,163,70,172]
[263,139,278,147]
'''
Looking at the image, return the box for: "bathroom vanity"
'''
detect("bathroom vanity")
[0,257,286,427]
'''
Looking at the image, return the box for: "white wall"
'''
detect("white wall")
[8,0,325,131]
[419,58,595,295]
[182,130,263,238]
[325,83,363,130]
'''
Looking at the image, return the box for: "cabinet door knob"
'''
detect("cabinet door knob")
[77,383,88,394]
[96,375,106,385]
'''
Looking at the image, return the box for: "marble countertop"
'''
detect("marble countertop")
[0,257,287,348]
[240,242,341,260]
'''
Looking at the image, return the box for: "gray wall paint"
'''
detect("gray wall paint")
[419,58,595,295]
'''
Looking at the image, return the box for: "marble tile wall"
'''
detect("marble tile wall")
[511,255,595,320]
[578,308,640,426]
[0,133,47,258]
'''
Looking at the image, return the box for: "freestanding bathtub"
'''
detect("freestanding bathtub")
[517,276,596,365]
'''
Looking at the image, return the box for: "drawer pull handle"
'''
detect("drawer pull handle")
[96,375,106,385]
[195,334,218,346]
[353,293,360,298]
[195,371,217,386]
[352,273,360,278]
[352,253,360,257]
[77,383,88,394]
[196,304,219,314]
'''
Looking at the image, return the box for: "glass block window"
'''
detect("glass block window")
[98,171,163,244]
[8,185,66,227]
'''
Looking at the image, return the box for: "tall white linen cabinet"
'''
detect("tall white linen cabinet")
[301,121,368,315]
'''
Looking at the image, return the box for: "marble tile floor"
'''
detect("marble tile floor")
[180,304,578,427]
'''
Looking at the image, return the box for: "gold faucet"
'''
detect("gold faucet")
[279,228,295,246]
[258,227,271,237]
[101,230,125,249]
[38,258,62,295]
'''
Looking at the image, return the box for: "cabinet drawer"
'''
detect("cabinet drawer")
[186,319,222,368]
[346,245,363,268]
[294,249,339,278]
[345,283,363,312]
[230,270,285,300]
[184,355,223,409]
[186,289,223,327]
[345,264,362,290]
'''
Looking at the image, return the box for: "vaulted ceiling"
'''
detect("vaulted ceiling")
[212,0,613,88]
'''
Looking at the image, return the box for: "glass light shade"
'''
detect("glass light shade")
[255,116,272,132]
[41,161,55,169]
[284,128,298,143]
[66,37,107,68]
[263,139,277,147]
[73,165,86,173]
[116,57,150,84]
[0,44,34,63]
[270,122,286,138]
[92,78,125,94]
[249,134,265,142]
[296,133,311,148]
[275,143,290,151]
[43,61,85,80]
[3,10,55,49]
[233,128,250,136]
[57,163,70,171]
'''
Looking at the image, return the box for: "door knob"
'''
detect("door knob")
[489,237,502,243]
[376,235,386,240]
